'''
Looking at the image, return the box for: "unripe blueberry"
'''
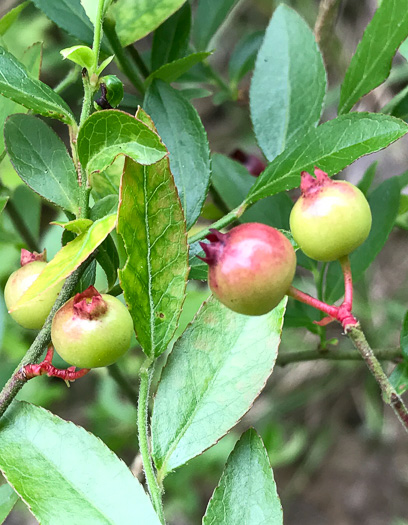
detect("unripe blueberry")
[4,250,64,330]
[51,286,134,368]
[289,168,372,262]
[199,223,296,316]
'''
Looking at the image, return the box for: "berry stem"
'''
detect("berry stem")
[339,255,353,310]
[188,204,247,244]
[287,286,339,319]
[0,258,93,419]
[137,357,165,523]
[345,324,408,432]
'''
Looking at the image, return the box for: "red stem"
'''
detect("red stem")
[287,286,339,319]
[340,255,353,309]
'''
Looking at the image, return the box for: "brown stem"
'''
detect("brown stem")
[346,324,408,432]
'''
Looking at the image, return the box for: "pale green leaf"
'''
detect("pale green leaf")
[60,45,94,70]
[0,401,161,524]
[247,113,408,204]
[11,214,116,312]
[250,4,326,161]
[145,52,211,87]
[4,114,80,213]
[193,0,239,51]
[144,80,211,229]
[339,0,408,114]
[152,296,286,476]
[203,429,283,525]
[0,46,75,125]
[113,0,187,46]
[77,109,167,176]
[0,1,30,36]
[118,108,188,357]
[0,483,18,523]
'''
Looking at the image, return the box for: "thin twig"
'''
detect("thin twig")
[277,347,402,367]
[346,324,408,432]
[188,204,247,244]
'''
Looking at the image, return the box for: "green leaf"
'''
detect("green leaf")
[113,0,187,47]
[0,483,18,523]
[0,42,42,156]
[357,161,378,196]
[61,45,94,70]
[193,0,239,51]
[151,296,286,477]
[250,5,326,162]
[212,153,292,230]
[4,114,80,213]
[400,310,408,359]
[151,2,191,70]
[118,109,188,357]
[0,46,75,125]
[389,361,408,396]
[11,214,116,312]
[31,0,95,47]
[96,234,119,290]
[144,80,211,230]
[77,109,167,176]
[324,177,400,303]
[247,113,408,204]
[0,1,29,36]
[145,52,211,87]
[229,31,264,88]
[188,241,208,280]
[339,0,408,114]
[52,218,93,235]
[0,401,161,524]
[0,196,8,214]
[383,84,408,122]
[203,429,283,525]
[90,194,119,220]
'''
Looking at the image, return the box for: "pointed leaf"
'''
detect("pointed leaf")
[77,109,167,176]
[193,0,239,51]
[229,31,264,88]
[0,46,75,125]
[0,42,42,156]
[0,401,160,524]
[31,0,95,47]
[118,109,188,357]
[0,197,8,214]
[113,0,187,46]
[0,1,29,36]
[145,52,211,87]
[212,153,292,230]
[152,296,287,477]
[250,5,326,161]
[151,2,191,70]
[339,0,408,114]
[203,429,283,525]
[144,80,211,229]
[5,114,80,213]
[324,177,400,303]
[247,113,408,204]
[11,214,116,312]
[61,45,94,70]
[90,194,119,220]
